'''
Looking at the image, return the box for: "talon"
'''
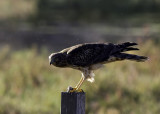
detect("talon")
[76,88,84,93]
[67,87,84,93]
[67,87,76,93]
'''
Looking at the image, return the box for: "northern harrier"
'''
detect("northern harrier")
[49,42,148,92]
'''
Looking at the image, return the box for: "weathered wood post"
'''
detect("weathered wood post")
[61,92,85,114]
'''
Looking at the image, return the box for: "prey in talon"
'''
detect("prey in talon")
[49,42,148,92]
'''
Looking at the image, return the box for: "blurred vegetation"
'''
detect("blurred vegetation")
[0,0,160,24]
[0,40,160,114]
[35,0,160,24]
[0,0,36,21]
[0,0,160,114]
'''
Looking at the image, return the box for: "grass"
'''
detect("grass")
[0,0,36,20]
[0,40,160,114]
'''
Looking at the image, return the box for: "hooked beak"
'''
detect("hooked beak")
[50,61,54,65]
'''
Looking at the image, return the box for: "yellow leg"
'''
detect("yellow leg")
[75,77,84,88]
[76,77,85,90]
[68,77,85,93]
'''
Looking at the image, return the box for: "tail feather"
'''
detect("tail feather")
[122,47,139,52]
[112,42,138,54]
[110,42,148,62]
[118,42,138,48]
[114,53,148,62]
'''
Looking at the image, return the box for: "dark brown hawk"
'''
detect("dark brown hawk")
[49,42,148,92]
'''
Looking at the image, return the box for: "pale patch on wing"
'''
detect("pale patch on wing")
[67,44,83,54]
[108,56,117,61]
[60,47,71,53]
[107,56,122,62]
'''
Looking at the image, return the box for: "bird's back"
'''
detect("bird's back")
[65,42,147,67]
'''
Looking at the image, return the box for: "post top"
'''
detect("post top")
[61,92,85,95]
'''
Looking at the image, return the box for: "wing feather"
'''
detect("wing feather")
[66,43,114,67]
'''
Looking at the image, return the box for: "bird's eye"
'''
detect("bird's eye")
[54,58,59,62]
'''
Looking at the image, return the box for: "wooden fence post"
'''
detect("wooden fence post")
[61,92,85,114]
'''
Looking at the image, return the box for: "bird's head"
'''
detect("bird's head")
[49,53,67,67]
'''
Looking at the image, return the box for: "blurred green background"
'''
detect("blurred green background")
[0,0,160,114]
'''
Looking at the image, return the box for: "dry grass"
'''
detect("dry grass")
[0,0,36,20]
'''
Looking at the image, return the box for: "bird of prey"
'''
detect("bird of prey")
[49,42,148,92]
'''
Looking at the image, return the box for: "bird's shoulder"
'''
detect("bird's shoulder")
[59,44,83,54]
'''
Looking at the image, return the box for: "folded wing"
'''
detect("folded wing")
[66,43,114,67]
